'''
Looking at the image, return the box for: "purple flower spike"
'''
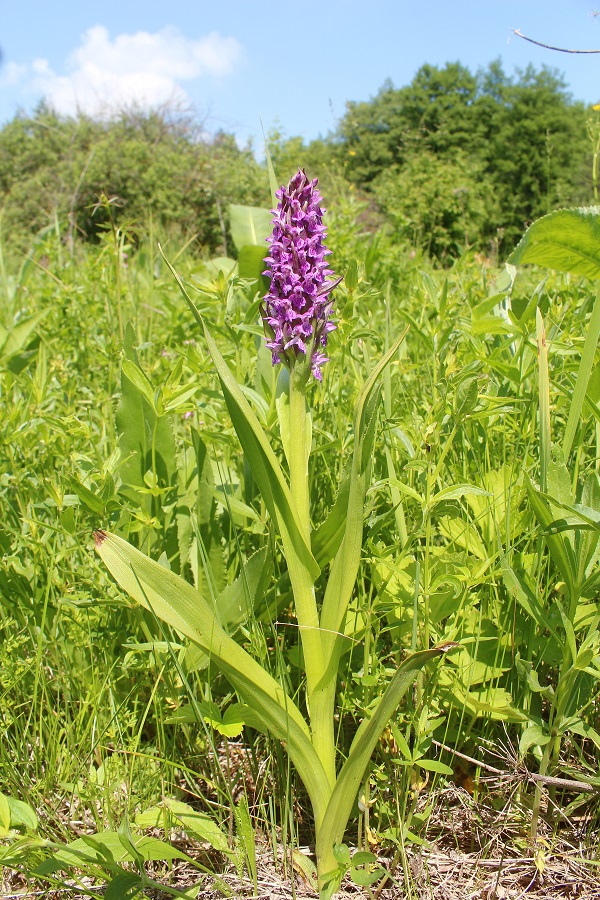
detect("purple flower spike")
[262,169,340,382]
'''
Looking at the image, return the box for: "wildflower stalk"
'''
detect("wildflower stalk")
[286,366,337,785]
[97,178,452,900]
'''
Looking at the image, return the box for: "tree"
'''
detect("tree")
[334,61,591,254]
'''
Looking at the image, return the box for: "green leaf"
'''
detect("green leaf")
[237,245,269,290]
[501,563,559,641]
[0,794,11,832]
[431,484,490,506]
[519,725,551,756]
[316,645,451,867]
[525,475,576,594]
[216,547,271,631]
[164,799,232,855]
[350,861,384,887]
[0,309,49,362]
[564,718,600,751]
[57,830,197,870]
[311,463,351,567]
[228,205,272,252]
[417,759,454,775]
[320,330,408,643]
[292,848,319,892]
[333,843,351,866]
[6,797,38,832]
[121,358,156,411]
[508,206,600,278]
[508,207,600,280]
[70,477,106,515]
[94,531,331,827]
[160,251,319,582]
[563,285,600,459]
[105,871,141,900]
[234,796,256,886]
[116,323,176,492]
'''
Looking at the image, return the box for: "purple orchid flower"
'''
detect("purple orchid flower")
[262,169,340,382]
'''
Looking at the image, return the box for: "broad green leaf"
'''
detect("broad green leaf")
[519,725,551,756]
[417,759,454,775]
[105,871,141,900]
[199,257,237,280]
[164,799,232,855]
[0,309,49,361]
[350,861,384,887]
[56,831,193,867]
[471,292,510,321]
[333,843,351,866]
[121,358,156,411]
[238,244,269,290]
[430,484,490,506]
[566,718,600,751]
[292,848,319,892]
[216,546,271,631]
[0,794,10,832]
[95,531,331,825]
[508,207,600,280]
[70,477,106,515]
[165,700,258,736]
[228,205,272,252]
[471,315,515,336]
[6,797,38,832]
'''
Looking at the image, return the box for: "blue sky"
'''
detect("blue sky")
[1,1,598,150]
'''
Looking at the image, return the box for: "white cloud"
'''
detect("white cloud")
[1,25,242,117]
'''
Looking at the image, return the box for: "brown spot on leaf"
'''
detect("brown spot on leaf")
[93,530,108,547]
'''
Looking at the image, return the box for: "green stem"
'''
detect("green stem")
[287,369,335,789]
[288,371,311,536]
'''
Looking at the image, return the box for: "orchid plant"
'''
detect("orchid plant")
[95,169,452,898]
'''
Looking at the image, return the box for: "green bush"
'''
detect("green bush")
[373,151,497,259]
[0,105,269,252]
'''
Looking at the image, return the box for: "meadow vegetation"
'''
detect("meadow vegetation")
[1,60,600,899]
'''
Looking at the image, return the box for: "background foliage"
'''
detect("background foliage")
[0,60,593,261]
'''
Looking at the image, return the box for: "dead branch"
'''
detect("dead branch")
[432,739,600,794]
[512,28,600,54]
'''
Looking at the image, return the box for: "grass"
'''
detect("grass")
[1,209,600,898]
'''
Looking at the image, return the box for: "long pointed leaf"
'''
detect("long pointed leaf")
[95,531,330,823]
[563,285,600,459]
[525,475,577,595]
[317,646,450,860]
[316,645,450,890]
[321,329,408,641]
